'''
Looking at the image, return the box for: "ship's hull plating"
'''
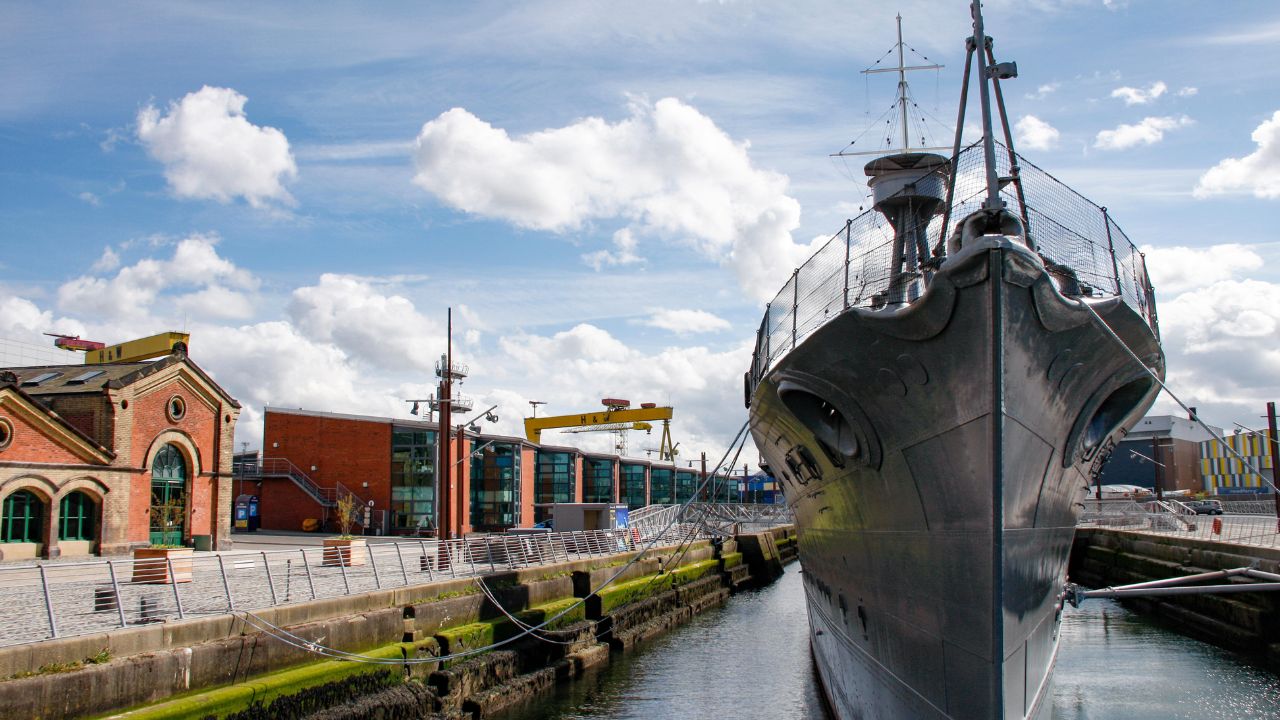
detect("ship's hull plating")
[749,238,1163,719]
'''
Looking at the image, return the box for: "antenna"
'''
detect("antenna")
[837,14,947,158]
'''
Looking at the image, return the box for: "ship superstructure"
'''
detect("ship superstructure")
[744,4,1164,718]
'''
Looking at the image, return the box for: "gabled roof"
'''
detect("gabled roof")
[0,379,115,464]
[1,352,240,408]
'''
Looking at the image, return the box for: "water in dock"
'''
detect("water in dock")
[499,565,1280,720]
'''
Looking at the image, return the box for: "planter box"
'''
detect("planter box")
[132,547,194,584]
[322,538,367,567]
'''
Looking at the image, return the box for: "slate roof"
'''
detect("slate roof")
[0,352,240,407]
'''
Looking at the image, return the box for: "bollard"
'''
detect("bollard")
[1213,517,1223,536]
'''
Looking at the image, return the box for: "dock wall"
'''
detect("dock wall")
[1070,528,1280,667]
[0,528,796,719]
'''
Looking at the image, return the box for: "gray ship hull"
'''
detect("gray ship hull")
[748,238,1163,719]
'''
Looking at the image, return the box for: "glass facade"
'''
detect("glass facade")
[391,428,436,533]
[535,450,576,523]
[620,463,648,508]
[470,441,521,530]
[1,490,43,543]
[675,470,698,504]
[583,457,615,503]
[58,491,95,541]
[650,466,675,505]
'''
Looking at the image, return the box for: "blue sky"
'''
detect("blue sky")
[4,0,1280,459]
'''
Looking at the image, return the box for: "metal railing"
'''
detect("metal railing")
[1078,498,1280,549]
[0,523,702,650]
[235,457,364,510]
[629,502,794,539]
[747,141,1159,393]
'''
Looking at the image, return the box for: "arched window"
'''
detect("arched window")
[1,490,44,543]
[150,444,187,546]
[59,491,96,541]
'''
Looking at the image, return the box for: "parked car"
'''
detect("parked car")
[1187,500,1224,515]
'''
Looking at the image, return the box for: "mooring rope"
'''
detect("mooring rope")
[237,419,755,664]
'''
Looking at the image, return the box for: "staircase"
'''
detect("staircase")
[235,457,364,509]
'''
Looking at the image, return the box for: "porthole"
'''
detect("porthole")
[167,395,187,422]
[120,399,129,410]
[0,418,12,451]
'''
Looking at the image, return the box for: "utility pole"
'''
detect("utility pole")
[700,452,708,502]
[438,309,453,539]
[1268,402,1280,532]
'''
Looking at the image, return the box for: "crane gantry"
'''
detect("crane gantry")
[523,398,677,460]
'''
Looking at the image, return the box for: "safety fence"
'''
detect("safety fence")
[747,141,1158,392]
[1078,499,1280,550]
[0,525,699,649]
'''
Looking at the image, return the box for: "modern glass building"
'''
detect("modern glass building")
[535,449,577,522]
[620,462,648,508]
[391,427,436,533]
[675,469,698,504]
[650,466,675,505]
[583,456,615,503]
[470,440,522,531]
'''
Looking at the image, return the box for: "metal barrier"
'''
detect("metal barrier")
[1078,498,1280,550]
[0,524,701,649]
[747,141,1158,394]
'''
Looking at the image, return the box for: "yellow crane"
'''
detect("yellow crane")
[524,398,677,460]
[48,331,190,364]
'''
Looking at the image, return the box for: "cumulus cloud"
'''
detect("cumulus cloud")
[1194,110,1280,199]
[1111,81,1167,105]
[641,309,731,336]
[56,233,258,322]
[1141,244,1264,295]
[582,228,643,270]
[287,274,443,374]
[410,98,806,298]
[1094,115,1192,150]
[136,86,297,208]
[1014,115,1060,151]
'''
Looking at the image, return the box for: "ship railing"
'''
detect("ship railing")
[0,518,719,650]
[746,141,1159,397]
[1078,499,1280,550]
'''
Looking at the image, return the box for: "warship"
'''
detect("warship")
[744,4,1164,718]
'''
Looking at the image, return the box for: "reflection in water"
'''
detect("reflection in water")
[1052,598,1280,719]
[497,565,1280,720]
[497,565,827,720]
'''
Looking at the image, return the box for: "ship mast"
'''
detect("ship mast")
[839,15,946,158]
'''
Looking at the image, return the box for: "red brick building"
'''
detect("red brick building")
[0,350,240,560]
[250,407,702,537]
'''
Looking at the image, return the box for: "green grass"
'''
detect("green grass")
[8,648,110,679]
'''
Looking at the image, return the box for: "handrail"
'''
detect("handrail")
[745,141,1158,397]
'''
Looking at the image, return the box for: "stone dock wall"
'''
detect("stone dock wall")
[1070,528,1280,668]
[0,527,797,719]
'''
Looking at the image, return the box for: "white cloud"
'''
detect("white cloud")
[1140,244,1264,295]
[287,273,443,374]
[1025,83,1059,100]
[90,246,120,273]
[642,309,732,336]
[582,228,643,271]
[1177,86,1198,97]
[136,86,297,208]
[78,191,101,207]
[1110,81,1167,105]
[1014,115,1060,151]
[1194,110,1280,199]
[1094,115,1192,150]
[56,233,258,322]
[410,97,807,299]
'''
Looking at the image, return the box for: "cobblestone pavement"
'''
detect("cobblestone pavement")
[0,528,697,648]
